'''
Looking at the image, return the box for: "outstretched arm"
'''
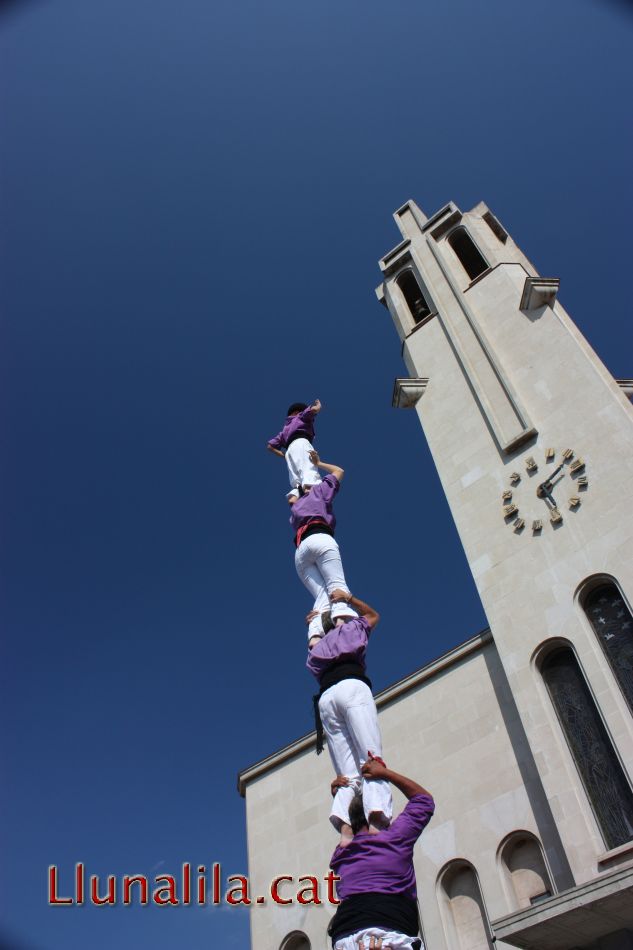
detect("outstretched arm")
[362,760,431,800]
[297,399,321,422]
[309,449,344,482]
[330,590,380,629]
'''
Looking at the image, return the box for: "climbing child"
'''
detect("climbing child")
[267,398,322,495]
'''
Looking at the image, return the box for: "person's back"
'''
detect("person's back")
[330,793,434,900]
[306,614,370,681]
[289,472,340,539]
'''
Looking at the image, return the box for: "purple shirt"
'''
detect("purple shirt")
[330,794,435,900]
[268,405,317,451]
[290,474,340,535]
[306,616,371,682]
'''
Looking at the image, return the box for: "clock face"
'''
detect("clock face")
[501,448,588,535]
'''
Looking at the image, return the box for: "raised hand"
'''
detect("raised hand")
[330,775,349,797]
[330,589,352,604]
[362,758,388,781]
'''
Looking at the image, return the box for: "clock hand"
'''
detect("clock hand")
[536,460,566,498]
[545,460,566,483]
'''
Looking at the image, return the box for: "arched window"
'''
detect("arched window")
[439,861,493,950]
[447,228,489,281]
[542,647,633,849]
[396,270,433,324]
[279,932,310,950]
[499,832,553,909]
[583,581,633,715]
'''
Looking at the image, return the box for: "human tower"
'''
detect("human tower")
[267,400,436,950]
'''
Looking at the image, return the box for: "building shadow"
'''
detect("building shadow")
[482,644,576,892]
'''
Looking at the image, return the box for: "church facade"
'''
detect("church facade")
[239,200,633,950]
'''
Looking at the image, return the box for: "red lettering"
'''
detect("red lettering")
[297,875,321,905]
[270,875,293,905]
[122,875,149,905]
[91,874,116,905]
[226,874,250,906]
[197,865,206,905]
[212,862,221,904]
[48,866,73,905]
[182,863,191,905]
[153,875,178,905]
[324,870,340,905]
[76,863,84,905]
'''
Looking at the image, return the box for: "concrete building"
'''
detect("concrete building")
[238,200,633,950]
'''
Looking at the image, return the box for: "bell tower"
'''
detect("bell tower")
[377,200,633,881]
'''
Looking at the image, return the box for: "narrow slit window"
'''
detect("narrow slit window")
[542,647,633,849]
[448,228,489,281]
[530,891,553,906]
[396,270,432,324]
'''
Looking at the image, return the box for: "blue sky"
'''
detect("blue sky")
[1,1,632,947]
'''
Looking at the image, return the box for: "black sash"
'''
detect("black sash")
[295,521,335,547]
[328,892,420,946]
[286,431,311,448]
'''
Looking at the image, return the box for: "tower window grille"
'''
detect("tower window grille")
[447,228,489,281]
[542,647,633,849]
[584,582,633,716]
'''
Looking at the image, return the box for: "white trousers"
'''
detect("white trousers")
[334,928,421,949]
[334,929,421,950]
[285,437,320,489]
[295,534,358,628]
[319,679,392,829]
